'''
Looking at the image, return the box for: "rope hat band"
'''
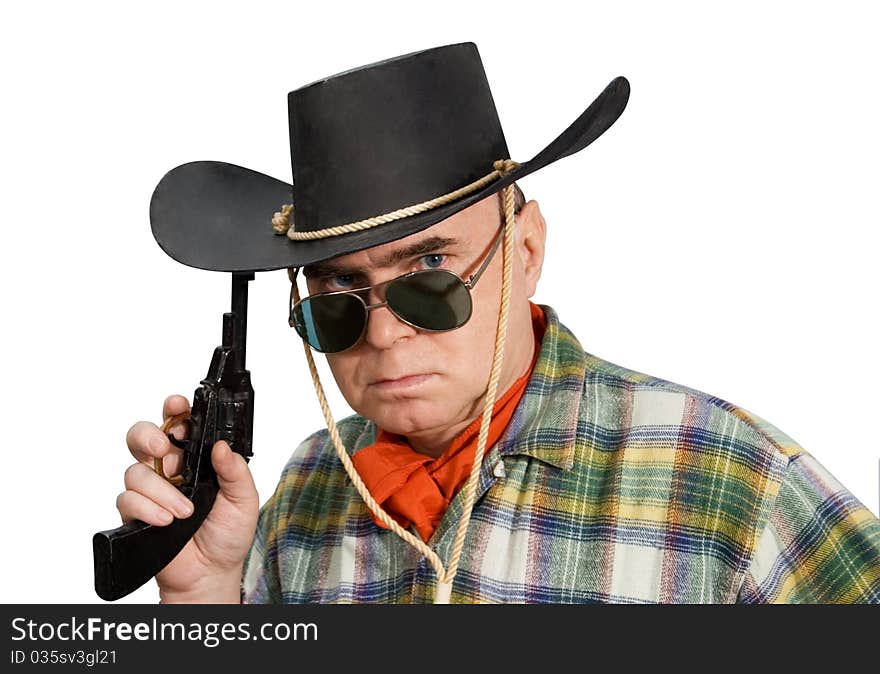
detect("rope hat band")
[272,159,520,240]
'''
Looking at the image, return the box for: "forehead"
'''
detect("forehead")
[301,193,498,277]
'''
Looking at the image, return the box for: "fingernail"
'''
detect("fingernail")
[157,509,173,523]
[178,499,194,517]
[149,435,166,453]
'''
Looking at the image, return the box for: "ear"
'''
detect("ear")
[514,200,546,298]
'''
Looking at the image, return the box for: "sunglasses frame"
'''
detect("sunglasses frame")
[289,222,506,353]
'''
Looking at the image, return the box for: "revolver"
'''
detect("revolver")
[93,272,255,601]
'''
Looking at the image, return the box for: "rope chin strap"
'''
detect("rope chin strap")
[282,160,519,603]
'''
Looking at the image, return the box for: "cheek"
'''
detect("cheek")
[431,312,497,380]
[324,355,361,398]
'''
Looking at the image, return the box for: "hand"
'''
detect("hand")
[117,394,259,602]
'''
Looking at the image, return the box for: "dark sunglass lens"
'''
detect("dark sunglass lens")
[291,293,366,352]
[386,271,472,331]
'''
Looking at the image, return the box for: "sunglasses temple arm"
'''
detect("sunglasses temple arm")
[465,221,506,289]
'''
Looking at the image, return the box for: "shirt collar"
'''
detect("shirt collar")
[493,303,585,471]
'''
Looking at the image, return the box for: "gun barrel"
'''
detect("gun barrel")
[231,272,253,369]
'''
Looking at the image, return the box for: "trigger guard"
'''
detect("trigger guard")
[160,411,193,454]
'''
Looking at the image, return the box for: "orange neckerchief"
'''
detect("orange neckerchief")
[352,302,547,542]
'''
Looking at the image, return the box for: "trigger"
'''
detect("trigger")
[167,434,189,451]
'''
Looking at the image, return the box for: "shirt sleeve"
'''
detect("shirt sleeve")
[240,486,284,604]
[239,435,318,605]
[737,452,880,603]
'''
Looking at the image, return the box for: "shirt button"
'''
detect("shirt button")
[493,461,506,479]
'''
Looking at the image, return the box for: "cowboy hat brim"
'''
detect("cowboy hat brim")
[150,76,630,273]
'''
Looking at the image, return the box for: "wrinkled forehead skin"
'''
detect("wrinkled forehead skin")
[298,189,513,281]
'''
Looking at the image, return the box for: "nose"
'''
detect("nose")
[362,298,417,350]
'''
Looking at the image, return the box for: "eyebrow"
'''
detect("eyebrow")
[301,235,461,279]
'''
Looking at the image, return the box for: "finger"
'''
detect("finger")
[212,441,257,505]
[123,462,194,519]
[126,420,163,461]
[162,395,191,422]
[124,421,185,475]
[116,490,176,526]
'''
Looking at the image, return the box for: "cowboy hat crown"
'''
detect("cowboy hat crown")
[149,42,630,272]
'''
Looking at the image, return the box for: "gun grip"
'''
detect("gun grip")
[92,478,219,601]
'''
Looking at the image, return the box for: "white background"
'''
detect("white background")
[1,1,877,603]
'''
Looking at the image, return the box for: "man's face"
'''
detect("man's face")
[302,192,544,455]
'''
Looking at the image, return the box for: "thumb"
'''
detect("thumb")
[211,440,257,505]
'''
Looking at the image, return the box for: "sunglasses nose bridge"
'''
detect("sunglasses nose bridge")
[363,299,389,313]
[358,282,397,334]
[363,278,408,323]
[351,274,390,305]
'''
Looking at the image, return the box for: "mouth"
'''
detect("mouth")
[369,373,434,390]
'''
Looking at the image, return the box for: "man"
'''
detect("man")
[118,43,880,603]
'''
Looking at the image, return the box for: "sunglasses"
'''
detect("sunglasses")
[289,223,505,353]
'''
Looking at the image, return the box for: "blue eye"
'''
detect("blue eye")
[421,254,445,269]
[327,274,355,290]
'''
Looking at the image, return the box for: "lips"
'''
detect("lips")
[373,374,422,384]
[369,373,433,389]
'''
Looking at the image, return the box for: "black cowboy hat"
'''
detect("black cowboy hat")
[149,42,630,273]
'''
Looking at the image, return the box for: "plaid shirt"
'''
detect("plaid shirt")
[242,304,880,603]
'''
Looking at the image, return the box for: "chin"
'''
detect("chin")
[362,400,449,436]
